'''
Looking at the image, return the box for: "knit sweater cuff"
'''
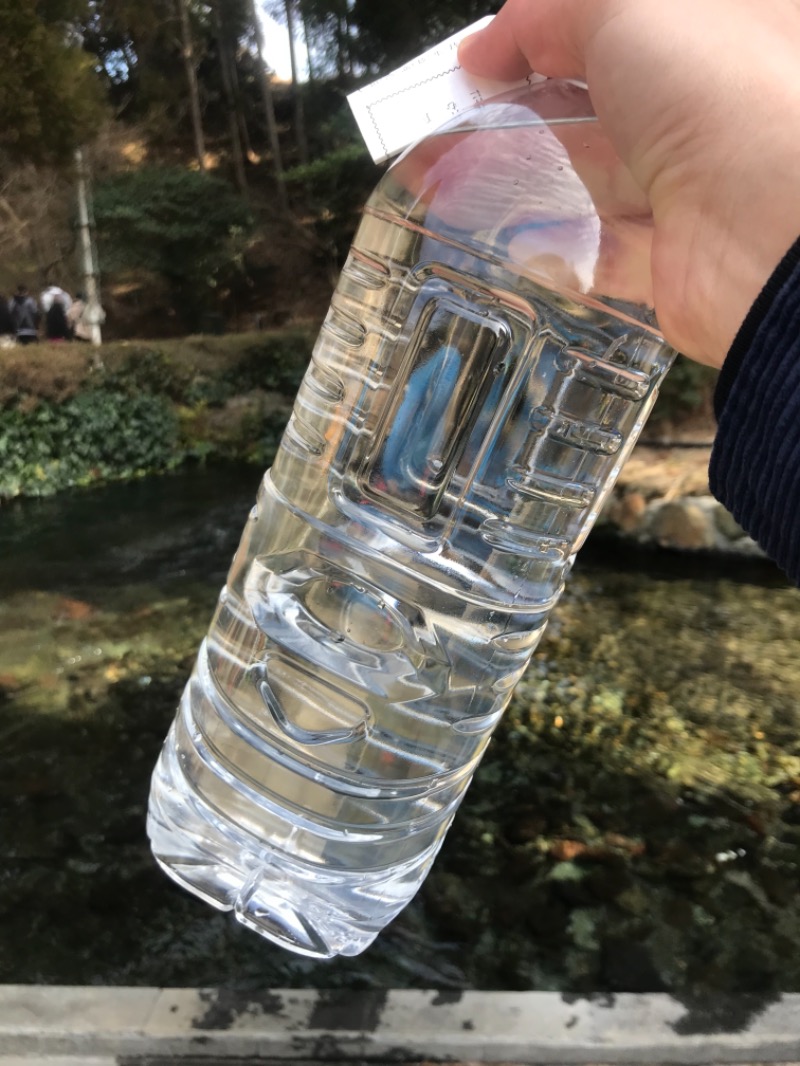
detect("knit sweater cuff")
[709,237,800,583]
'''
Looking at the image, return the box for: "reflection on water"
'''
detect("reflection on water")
[1,466,799,1005]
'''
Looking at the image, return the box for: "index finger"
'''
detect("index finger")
[458,0,591,81]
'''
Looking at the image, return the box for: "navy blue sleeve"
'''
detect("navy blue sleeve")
[709,237,800,584]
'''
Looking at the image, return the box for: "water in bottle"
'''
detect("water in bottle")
[147,80,675,958]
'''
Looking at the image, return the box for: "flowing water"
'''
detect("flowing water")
[1,465,799,1011]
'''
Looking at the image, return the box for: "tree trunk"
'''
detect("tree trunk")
[335,12,346,80]
[212,0,248,193]
[343,8,353,76]
[175,0,207,171]
[298,0,315,83]
[218,4,257,164]
[283,0,309,165]
[228,39,256,164]
[249,0,288,209]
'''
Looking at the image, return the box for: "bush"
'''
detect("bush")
[0,390,179,498]
[0,331,313,499]
[286,144,380,261]
[93,167,254,330]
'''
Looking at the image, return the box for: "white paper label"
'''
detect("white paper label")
[347,17,540,164]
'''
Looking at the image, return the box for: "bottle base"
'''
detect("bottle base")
[147,728,434,959]
[151,854,345,959]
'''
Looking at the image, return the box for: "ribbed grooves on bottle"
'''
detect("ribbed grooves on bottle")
[306,357,345,403]
[203,653,380,800]
[567,345,652,400]
[506,468,594,508]
[191,644,471,831]
[263,471,560,612]
[479,520,571,561]
[181,679,370,845]
[322,302,367,348]
[529,404,623,455]
[283,414,328,458]
[150,744,382,959]
[342,249,391,290]
[157,735,240,856]
[152,728,346,884]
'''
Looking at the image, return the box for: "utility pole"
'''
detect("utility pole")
[75,149,105,347]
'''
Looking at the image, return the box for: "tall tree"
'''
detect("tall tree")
[297,0,316,82]
[249,0,287,208]
[175,0,207,171]
[92,165,254,328]
[0,0,103,169]
[215,0,258,165]
[299,0,352,80]
[212,0,248,192]
[348,0,499,70]
[283,0,309,164]
[81,0,199,150]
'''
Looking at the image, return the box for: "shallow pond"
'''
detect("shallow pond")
[1,466,799,1021]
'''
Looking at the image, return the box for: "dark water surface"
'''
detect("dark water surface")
[1,466,799,1017]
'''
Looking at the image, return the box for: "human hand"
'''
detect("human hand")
[459,0,800,367]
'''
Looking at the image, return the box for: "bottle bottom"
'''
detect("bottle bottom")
[147,724,439,959]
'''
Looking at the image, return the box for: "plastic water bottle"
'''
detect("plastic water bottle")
[148,80,675,958]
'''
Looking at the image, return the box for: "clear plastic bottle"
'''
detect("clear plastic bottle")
[147,80,675,959]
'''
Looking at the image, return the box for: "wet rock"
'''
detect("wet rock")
[568,908,602,951]
[654,838,711,879]
[604,833,646,857]
[548,861,587,884]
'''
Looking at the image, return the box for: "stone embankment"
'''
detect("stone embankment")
[599,443,762,558]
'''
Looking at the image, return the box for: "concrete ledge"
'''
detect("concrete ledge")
[0,1059,115,1066]
[2,987,800,1063]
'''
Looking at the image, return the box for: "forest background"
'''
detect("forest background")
[0,0,502,338]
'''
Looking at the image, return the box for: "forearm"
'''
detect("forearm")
[709,238,800,584]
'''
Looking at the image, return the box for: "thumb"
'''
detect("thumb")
[458,0,594,81]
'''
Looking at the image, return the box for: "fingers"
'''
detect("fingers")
[458,0,592,81]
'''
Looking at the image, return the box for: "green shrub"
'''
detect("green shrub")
[0,390,179,498]
[93,167,255,330]
[0,332,313,499]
